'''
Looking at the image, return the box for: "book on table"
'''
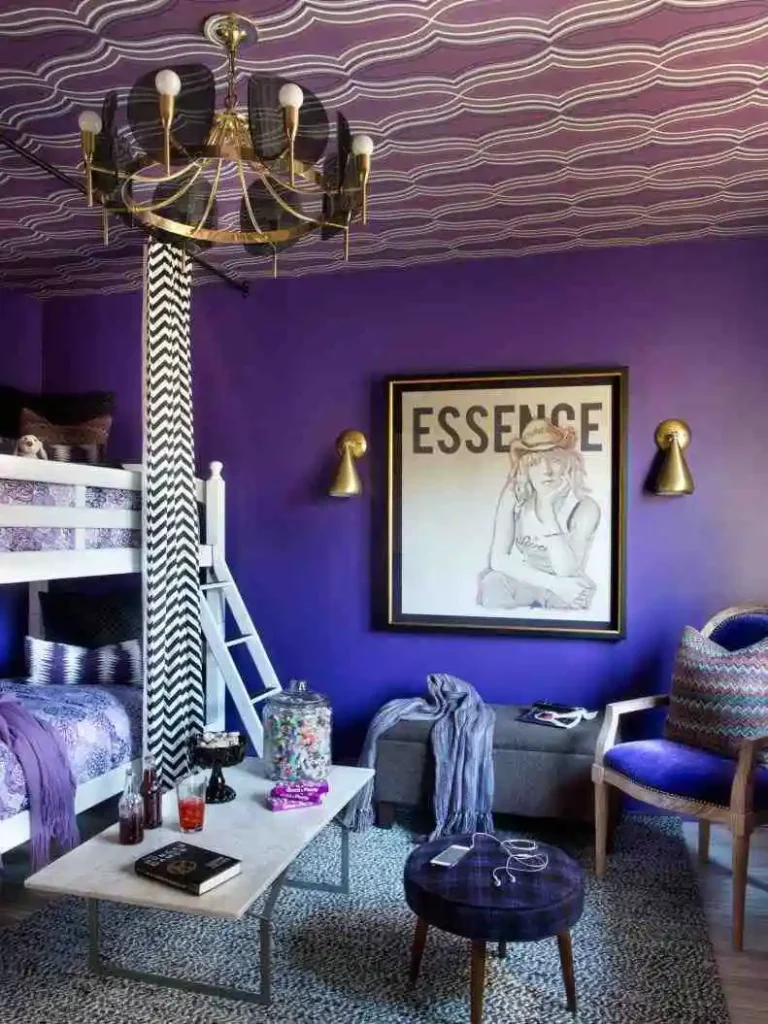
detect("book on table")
[135,841,242,895]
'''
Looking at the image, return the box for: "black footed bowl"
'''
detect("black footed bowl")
[190,734,247,803]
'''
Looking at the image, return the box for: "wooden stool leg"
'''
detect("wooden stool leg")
[409,917,429,985]
[470,940,487,1024]
[698,821,711,865]
[498,940,507,959]
[556,931,577,1014]
[732,833,750,952]
[594,779,609,878]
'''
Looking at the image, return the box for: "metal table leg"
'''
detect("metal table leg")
[87,870,288,1007]
[84,824,353,1007]
[285,822,350,895]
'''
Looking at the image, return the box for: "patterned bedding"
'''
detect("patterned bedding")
[0,680,142,821]
[0,478,141,553]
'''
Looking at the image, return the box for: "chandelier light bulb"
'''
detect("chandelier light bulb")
[78,110,103,135]
[351,134,374,157]
[155,69,182,97]
[278,82,304,109]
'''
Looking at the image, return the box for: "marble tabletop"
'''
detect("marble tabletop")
[25,759,373,920]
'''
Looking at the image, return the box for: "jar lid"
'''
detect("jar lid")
[267,680,327,707]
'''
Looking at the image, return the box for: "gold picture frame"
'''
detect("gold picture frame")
[386,367,627,639]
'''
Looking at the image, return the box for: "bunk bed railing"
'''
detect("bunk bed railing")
[0,457,224,585]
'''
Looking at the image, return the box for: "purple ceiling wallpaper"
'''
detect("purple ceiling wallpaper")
[1,1,768,296]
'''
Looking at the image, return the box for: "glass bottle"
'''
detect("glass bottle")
[118,766,144,845]
[141,753,163,830]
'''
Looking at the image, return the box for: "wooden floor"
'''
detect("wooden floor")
[0,810,766,1021]
[681,821,768,1024]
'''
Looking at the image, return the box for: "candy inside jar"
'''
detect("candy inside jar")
[263,680,332,782]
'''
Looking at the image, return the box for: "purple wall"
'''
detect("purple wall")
[41,239,768,753]
[0,291,43,675]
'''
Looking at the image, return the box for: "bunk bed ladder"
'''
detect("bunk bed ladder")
[200,554,282,756]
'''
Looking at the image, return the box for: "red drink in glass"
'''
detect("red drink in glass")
[178,796,205,832]
[176,771,206,833]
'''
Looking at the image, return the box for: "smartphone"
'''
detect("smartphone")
[430,844,471,868]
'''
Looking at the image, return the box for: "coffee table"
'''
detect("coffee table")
[25,758,373,1006]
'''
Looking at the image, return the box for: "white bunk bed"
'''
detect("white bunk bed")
[0,454,229,855]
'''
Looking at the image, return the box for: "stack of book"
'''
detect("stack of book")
[267,779,328,811]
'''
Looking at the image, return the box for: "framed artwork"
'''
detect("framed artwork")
[386,368,627,639]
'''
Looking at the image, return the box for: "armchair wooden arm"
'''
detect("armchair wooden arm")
[731,734,768,820]
[594,694,670,765]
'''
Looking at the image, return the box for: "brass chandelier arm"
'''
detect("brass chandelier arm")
[192,157,222,233]
[237,156,264,233]
[123,157,205,187]
[121,161,207,215]
[252,163,321,227]
[260,151,362,199]
[136,207,320,245]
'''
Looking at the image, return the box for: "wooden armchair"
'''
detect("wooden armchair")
[592,605,768,951]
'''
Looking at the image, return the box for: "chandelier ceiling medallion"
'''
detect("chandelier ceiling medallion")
[76,12,374,273]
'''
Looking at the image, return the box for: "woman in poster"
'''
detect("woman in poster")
[478,418,601,612]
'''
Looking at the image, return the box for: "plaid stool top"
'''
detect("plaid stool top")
[404,833,584,942]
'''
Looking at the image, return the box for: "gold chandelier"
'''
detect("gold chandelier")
[77,12,374,271]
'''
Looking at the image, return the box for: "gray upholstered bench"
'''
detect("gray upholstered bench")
[374,705,606,827]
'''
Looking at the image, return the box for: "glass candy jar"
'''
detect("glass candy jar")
[263,680,332,782]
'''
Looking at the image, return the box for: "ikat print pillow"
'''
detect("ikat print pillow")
[25,636,142,687]
[664,626,768,766]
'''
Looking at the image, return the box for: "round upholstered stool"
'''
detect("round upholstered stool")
[404,834,584,1024]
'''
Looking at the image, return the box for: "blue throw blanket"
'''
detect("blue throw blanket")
[342,674,495,838]
[0,694,78,869]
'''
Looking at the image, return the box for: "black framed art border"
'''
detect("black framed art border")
[386,368,627,640]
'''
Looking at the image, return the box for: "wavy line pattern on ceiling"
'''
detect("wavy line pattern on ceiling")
[0,0,767,295]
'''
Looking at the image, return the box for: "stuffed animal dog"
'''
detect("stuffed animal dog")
[15,434,48,459]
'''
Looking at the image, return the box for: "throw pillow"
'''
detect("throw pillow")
[44,442,104,465]
[20,408,112,449]
[25,636,142,686]
[40,588,142,647]
[0,387,114,438]
[664,625,768,765]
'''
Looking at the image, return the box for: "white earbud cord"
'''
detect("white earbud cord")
[468,832,549,887]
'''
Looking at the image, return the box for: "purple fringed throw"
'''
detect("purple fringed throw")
[341,674,495,839]
[0,694,79,869]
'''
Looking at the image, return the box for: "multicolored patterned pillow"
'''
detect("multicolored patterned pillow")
[25,636,142,686]
[664,626,768,765]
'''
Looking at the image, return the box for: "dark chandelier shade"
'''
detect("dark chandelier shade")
[77,12,374,270]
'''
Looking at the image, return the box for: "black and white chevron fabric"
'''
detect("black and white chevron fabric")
[142,241,204,787]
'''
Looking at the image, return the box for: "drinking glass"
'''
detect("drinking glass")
[177,771,206,833]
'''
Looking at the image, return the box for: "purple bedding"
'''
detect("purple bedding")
[0,478,140,553]
[0,680,142,821]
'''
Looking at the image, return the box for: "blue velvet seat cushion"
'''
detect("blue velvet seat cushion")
[605,739,768,809]
[709,612,768,652]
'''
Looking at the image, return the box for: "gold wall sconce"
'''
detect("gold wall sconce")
[329,430,368,497]
[650,419,694,496]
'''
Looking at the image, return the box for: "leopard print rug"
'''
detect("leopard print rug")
[0,815,729,1024]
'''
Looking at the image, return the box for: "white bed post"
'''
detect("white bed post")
[205,461,226,731]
